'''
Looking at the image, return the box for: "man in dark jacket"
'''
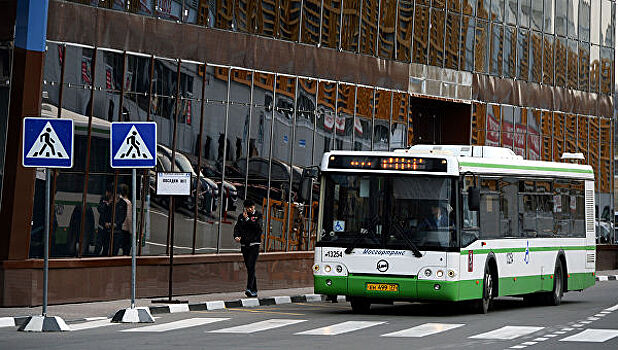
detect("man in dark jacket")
[234,199,263,297]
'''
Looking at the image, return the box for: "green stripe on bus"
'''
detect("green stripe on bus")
[460,246,595,255]
[459,162,593,174]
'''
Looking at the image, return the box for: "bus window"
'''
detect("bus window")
[499,178,519,237]
[480,178,501,239]
[461,176,479,247]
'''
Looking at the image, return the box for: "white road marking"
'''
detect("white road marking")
[533,337,549,341]
[545,334,558,338]
[211,319,306,334]
[562,328,574,331]
[468,326,544,340]
[599,311,612,314]
[509,346,527,349]
[555,331,567,334]
[70,319,116,331]
[580,321,592,324]
[84,317,108,321]
[587,317,599,321]
[122,318,228,333]
[559,329,618,343]
[605,303,618,312]
[521,341,537,345]
[296,321,385,336]
[595,313,607,317]
[572,324,584,328]
[381,323,465,337]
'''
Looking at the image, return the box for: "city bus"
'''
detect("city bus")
[312,145,596,313]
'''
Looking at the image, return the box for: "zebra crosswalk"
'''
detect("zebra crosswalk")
[8,314,618,345]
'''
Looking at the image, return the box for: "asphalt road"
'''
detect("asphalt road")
[2,281,618,350]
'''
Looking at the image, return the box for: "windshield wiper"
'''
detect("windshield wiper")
[344,216,380,254]
[390,221,423,258]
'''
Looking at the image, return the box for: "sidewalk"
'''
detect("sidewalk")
[0,287,315,322]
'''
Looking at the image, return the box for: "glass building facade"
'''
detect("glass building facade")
[5,0,618,260]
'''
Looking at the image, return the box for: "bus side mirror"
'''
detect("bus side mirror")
[468,187,480,211]
[300,177,313,202]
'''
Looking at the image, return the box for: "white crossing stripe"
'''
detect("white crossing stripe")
[562,328,574,331]
[605,303,618,312]
[580,321,592,324]
[509,346,527,349]
[211,319,306,334]
[588,317,600,321]
[70,319,116,331]
[381,323,465,338]
[122,318,228,333]
[600,311,612,314]
[545,334,558,338]
[468,326,544,340]
[595,313,607,317]
[534,337,549,341]
[296,321,385,336]
[521,341,537,345]
[559,329,618,343]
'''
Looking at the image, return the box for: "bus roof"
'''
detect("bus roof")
[320,145,594,180]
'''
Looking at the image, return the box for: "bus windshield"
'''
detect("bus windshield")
[319,174,457,251]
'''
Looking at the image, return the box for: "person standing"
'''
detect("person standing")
[234,200,263,298]
[96,185,113,256]
[112,184,130,255]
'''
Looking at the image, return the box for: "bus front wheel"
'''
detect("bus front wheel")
[544,261,564,306]
[350,298,371,313]
[474,264,494,314]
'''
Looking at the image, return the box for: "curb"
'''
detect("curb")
[596,275,618,281]
[149,293,329,315]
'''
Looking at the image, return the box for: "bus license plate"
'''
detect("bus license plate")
[366,283,398,292]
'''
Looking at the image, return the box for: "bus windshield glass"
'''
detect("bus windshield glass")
[319,174,457,251]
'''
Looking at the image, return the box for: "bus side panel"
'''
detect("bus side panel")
[458,244,486,301]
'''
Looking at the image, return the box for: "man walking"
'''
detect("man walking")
[234,200,263,298]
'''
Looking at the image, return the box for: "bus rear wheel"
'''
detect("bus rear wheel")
[350,298,371,313]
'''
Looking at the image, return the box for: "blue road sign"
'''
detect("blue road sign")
[22,117,73,168]
[110,122,157,168]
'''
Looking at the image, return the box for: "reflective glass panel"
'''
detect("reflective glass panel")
[555,36,568,87]
[475,19,489,73]
[378,0,397,59]
[429,8,446,67]
[396,0,414,62]
[490,0,504,22]
[301,0,322,44]
[360,0,379,55]
[590,44,600,93]
[335,83,354,150]
[519,0,530,28]
[445,13,461,69]
[601,0,614,47]
[316,81,336,163]
[373,89,391,150]
[321,0,342,48]
[544,0,555,34]
[590,0,600,44]
[600,46,614,94]
[542,35,554,85]
[553,112,565,162]
[341,0,361,52]
[567,39,579,89]
[556,0,568,36]
[489,24,503,75]
[531,0,543,31]
[579,0,590,42]
[506,0,517,25]
[504,26,517,77]
[529,31,543,83]
[517,29,530,80]
[413,5,430,64]
[279,0,302,41]
[354,86,373,151]
[461,15,475,71]
[568,0,579,39]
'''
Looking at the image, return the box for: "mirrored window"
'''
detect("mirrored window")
[489,23,503,75]
[543,34,555,85]
[544,0,555,34]
[531,0,543,31]
[279,0,302,41]
[567,39,579,89]
[503,26,517,78]
[301,0,322,44]
[474,19,489,73]
[555,36,568,87]
[378,0,397,59]
[429,8,446,67]
[321,0,342,48]
[517,29,530,81]
[568,0,579,39]
[360,0,379,55]
[445,12,461,69]
[335,83,354,150]
[413,5,430,64]
[396,0,414,62]
[529,31,543,83]
[555,0,568,36]
[354,86,374,151]
[341,0,361,52]
[490,0,504,22]
[461,15,475,71]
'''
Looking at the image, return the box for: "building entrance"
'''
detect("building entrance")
[409,97,471,146]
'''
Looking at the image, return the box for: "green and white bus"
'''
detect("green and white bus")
[313,145,596,313]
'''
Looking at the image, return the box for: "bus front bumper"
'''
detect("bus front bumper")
[314,274,483,302]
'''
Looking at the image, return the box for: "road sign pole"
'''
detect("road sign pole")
[110,122,156,323]
[131,169,137,309]
[19,118,73,332]
[43,168,50,316]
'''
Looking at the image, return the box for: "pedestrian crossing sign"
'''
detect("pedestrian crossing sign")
[22,117,74,168]
[110,122,157,168]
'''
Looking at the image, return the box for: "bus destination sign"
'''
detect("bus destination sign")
[327,155,447,172]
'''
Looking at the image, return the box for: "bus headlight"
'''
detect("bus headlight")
[447,270,456,278]
[313,264,320,272]
[424,268,432,277]
[324,265,332,273]
[436,270,444,278]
